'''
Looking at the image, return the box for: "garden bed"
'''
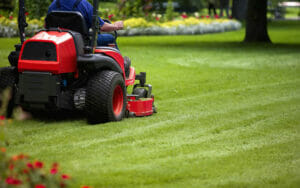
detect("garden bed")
[0,16,241,37]
[120,17,241,36]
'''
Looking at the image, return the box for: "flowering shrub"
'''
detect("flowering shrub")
[0,16,43,38]
[121,17,242,36]
[0,15,241,37]
[0,116,72,187]
[124,17,153,28]
[0,153,72,187]
[0,16,18,38]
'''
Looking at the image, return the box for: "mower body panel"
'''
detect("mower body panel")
[125,67,136,86]
[127,96,154,117]
[94,49,136,87]
[18,31,77,74]
[94,48,125,79]
[15,71,75,110]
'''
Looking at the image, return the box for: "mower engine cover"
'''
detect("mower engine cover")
[18,31,82,74]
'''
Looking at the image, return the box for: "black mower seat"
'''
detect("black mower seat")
[45,11,89,38]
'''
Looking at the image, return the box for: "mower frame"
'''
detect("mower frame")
[0,0,156,123]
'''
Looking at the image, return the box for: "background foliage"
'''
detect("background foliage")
[25,0,52,19]
[0,0,296,20]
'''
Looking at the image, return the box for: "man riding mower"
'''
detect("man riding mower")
[0,0,156,124]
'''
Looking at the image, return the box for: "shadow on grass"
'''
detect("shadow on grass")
[29,110,86,123]
[120,40,300,58]
[124,39,300,53]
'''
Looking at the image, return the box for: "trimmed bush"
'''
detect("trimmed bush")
[0,16,241,37]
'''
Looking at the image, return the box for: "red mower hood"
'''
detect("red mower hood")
[18,31,77,74]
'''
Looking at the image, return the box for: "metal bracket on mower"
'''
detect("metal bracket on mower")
[126,72,156,117]
[134,72,152,98]
[135,72,146,87]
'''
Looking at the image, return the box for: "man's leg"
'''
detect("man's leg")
[97,34,119,50]
[225,6,229,17]
[225,0,230,17]
[213,4,217,16]
[208,3,212,16]
[220,6,224,17]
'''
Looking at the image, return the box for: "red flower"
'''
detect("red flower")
[201,15,204,18]
[18,154,26,160]
[6,177,22,185]
[214,14,219,19]
[61,174,70,180]
[0,115,5,120]
[52,162,59,168]
[206,15,210,18]
[34,161,44,168]
[155,17,160,21]
[9,164,14,170]
[23,169,29,174]
[25,12,29,16]
[181,14,188,19]
[6,177,14,184]
[0,147,6,152]
[11,155,19,161]
[9,15,13,20]
[108,14,114,20]
[35,184,46,188]
[50,168,58,174]
[27,162,34,169]
[81,186,92,188]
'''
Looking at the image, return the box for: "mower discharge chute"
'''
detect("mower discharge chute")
[0,0,156,124]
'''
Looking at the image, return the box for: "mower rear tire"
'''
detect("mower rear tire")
[0,67,17,118]
[0,67,16,92]
[86,70,126,124]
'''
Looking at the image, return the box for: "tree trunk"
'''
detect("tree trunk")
[232,0,248,20]
[244,0,271,42]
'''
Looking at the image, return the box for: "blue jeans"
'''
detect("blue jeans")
[97,33,119,50]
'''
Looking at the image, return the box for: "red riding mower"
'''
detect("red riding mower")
[0,0,156,124]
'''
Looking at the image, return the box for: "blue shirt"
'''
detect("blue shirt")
[48,0,105,29]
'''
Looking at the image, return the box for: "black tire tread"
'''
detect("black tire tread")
[0,67,16,118]
[86,70,126,124]
[0,67,16,92]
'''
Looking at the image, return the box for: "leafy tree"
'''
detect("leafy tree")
[177,0,203,12]
[0,0,14,11]
[165,0,174,21]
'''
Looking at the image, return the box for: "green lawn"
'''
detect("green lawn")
[1,21,300,187]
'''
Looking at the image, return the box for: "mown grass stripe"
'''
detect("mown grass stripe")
[161,79,300,104]
[18,93,299,156]
[2,21,300,187]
